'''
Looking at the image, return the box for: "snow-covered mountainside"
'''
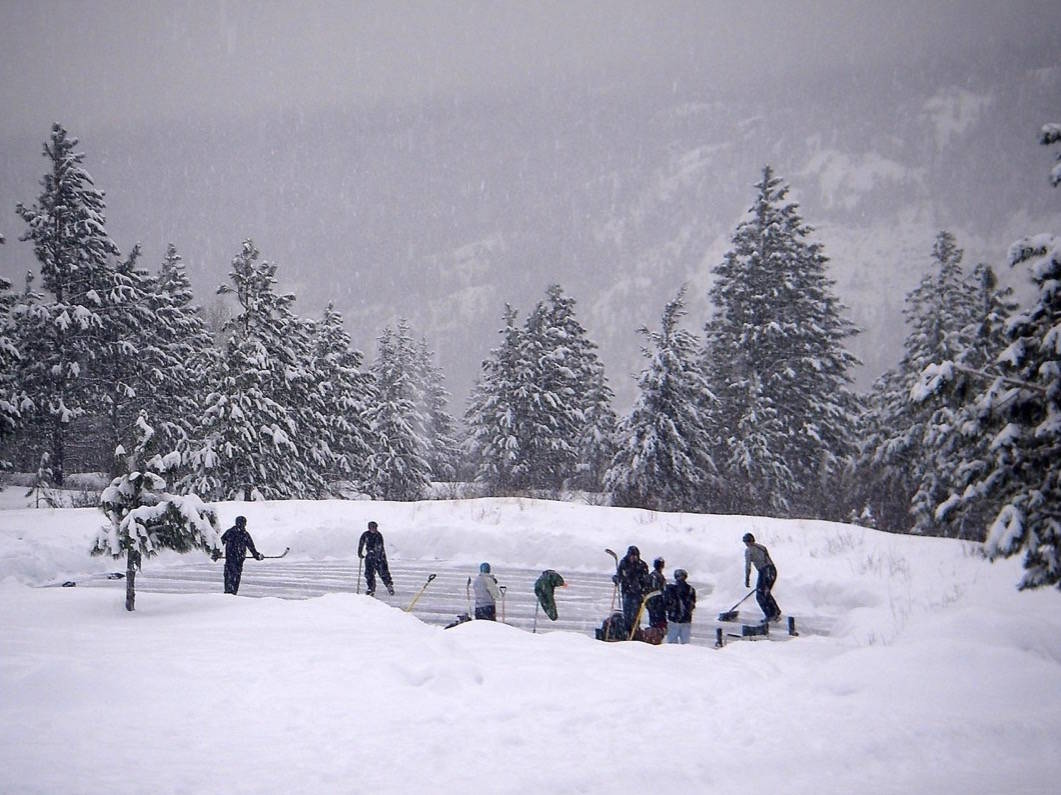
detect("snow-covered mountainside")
[1,58,1057,409]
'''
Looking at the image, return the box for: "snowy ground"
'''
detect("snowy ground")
[1,489,1059,794]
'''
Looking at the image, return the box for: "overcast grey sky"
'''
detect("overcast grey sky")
[3,0,1060,138]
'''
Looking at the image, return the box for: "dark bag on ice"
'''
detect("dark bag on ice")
[595,611,629,642]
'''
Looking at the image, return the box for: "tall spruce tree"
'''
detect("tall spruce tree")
[926,126,1061,588]
[513,285,600,490]
[911,263,1017,539]
[183,241,318,500]
[862,231,980,532]
[606,288,716,511]
[412,335,459,482]
[310,303,377,493]
[703,166,861,518]
[573,364,618,493]
[14,124,122,483]
[465,306,524,491]
[363,322,432,501]
[0,273,25,467]
[142,243,218,452]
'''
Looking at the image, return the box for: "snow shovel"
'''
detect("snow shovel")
[356,555,363,594]
[499,585,507,623]
[718,589,756,622]
[404,573,436,612]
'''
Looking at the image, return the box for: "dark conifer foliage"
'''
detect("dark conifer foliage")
[465,286,615,494]
[465,305,524,491]
[14,124,122,483]
[364,321,432,501]
[606,288,716,511]
[861,231,981,532]
[703,167,861,518]
[183,240,320,500]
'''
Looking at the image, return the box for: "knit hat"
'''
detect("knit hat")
[480,562,491,573]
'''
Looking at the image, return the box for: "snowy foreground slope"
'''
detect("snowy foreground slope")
[1,493,1059,794]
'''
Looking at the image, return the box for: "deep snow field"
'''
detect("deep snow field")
[1,488,1059,794]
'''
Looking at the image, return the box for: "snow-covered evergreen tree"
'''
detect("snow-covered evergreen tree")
[573,364,618,493]
[703,167,861,518]
[917,127,1061,587]
[465,286,613,493]
[363,323,432,500]
[513,285,595,490]
[93,411,220,611]
[975,232,1061,587]
[412,336,459,482]
[141,243,217,452]
[183,241,319,500]
[14,124,122,483]
[0,274,25,467]
[912,263,1017,539]
[862,231,980,531]
[92,243,158,468]
[465,306,524,491]
[606,288,716,511]
[309,303,377,493]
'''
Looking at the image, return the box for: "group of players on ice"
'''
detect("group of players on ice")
[218,517,782,645]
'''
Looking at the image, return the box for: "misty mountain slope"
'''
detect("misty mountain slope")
[1,61,1057,411]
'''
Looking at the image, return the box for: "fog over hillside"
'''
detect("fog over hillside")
[1,3,1059,412]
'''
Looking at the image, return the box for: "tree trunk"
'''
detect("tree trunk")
[125,554,136,612]
[51,419,65,487]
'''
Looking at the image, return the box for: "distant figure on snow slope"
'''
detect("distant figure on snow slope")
[615,546,649,631]
[473,562,502,620]
[358,520,394,596]
[664,569,696,644]
[220,516,262,595]
[743,533,781,622]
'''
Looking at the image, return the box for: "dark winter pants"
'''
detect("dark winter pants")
[755,564,781,619]
[224,560,245,595]
[474,604,496,621]
[364,555,393,594]
[621,592,643,631]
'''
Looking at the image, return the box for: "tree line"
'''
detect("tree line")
[1,123,1057,590]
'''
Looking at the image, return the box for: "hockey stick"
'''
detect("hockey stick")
[213,547,290,560]
[356,556,363,594]
[604,548,620,639]
[628,590,662,640]
[404,573,436,612]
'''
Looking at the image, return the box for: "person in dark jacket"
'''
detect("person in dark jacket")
[615,546,649,631]
[743,532,781,622]
[645,556,668,632]
[358,520,394,596]
[664,569,697,644]
[220,515,262,595]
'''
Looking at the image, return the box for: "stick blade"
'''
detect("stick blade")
[718,610,740,622]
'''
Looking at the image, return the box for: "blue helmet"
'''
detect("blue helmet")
[480,562,491,573]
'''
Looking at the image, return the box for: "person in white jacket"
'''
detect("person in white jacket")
[473,562,502,620]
